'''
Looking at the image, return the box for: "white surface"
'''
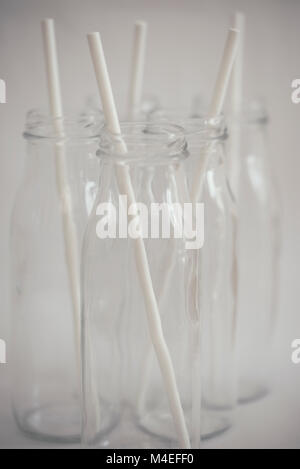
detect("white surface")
[0,0,300,449]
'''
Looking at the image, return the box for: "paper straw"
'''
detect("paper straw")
[191,28,240,204]
[87,32,190,449]
[41,19,81,369]
[128,21,147,119]
[137,243,177,414]
[229,12,245,196]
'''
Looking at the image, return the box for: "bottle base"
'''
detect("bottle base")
[201,411,232,440]
[84,406,232,448]
[138,410,182,447]
[238,380,270,404]
[86,410,177,449]
[138,408,231,444]
[14,400,81,444]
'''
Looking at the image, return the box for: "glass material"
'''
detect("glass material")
[10,110,102,442]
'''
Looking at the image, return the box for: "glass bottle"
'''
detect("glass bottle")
[10,110,102,442]
[81,123,202,449]
[192,118,237,438]
[229,101,282,403]
[149,110,238,439]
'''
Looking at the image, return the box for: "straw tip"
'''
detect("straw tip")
[87,32,100,39]
[87,32,102,45]
[229,27,240,35]
[135,20,147,29]
[42,18,54,25]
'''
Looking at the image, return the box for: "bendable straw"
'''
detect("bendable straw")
[229,12,245,196]
[128,21,148,119]
[87,32,191,449]
[191,28,240,204]
[41,19,81,369]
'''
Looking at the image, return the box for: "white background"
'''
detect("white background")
[0,0,299,448]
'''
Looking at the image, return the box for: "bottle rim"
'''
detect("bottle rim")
[23,109,104,141]
[149,109,228,142]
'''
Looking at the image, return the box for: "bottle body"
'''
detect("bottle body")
[186,123,237,438]
[10,111,101,442]
[81,124,202,449]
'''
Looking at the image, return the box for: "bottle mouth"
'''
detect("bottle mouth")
[149,109,227,142]
[97,122,188,164]
[23,109,104,140]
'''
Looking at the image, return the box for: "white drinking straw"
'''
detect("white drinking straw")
[128,21,147,119]
[191,28,240,204]
[229,12,245,197]
[87,32,191,449]
[41,19,81,369]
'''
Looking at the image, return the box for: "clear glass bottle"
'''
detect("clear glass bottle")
[81,123,202,449]
[229,101,282,403]
[10,110,102,442]
[150,110,238,439]
[193,118,237,438]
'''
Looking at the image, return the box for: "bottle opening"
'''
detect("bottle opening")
[23,109,104,141]
[149,109,227,143]
[98,122,188,164]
